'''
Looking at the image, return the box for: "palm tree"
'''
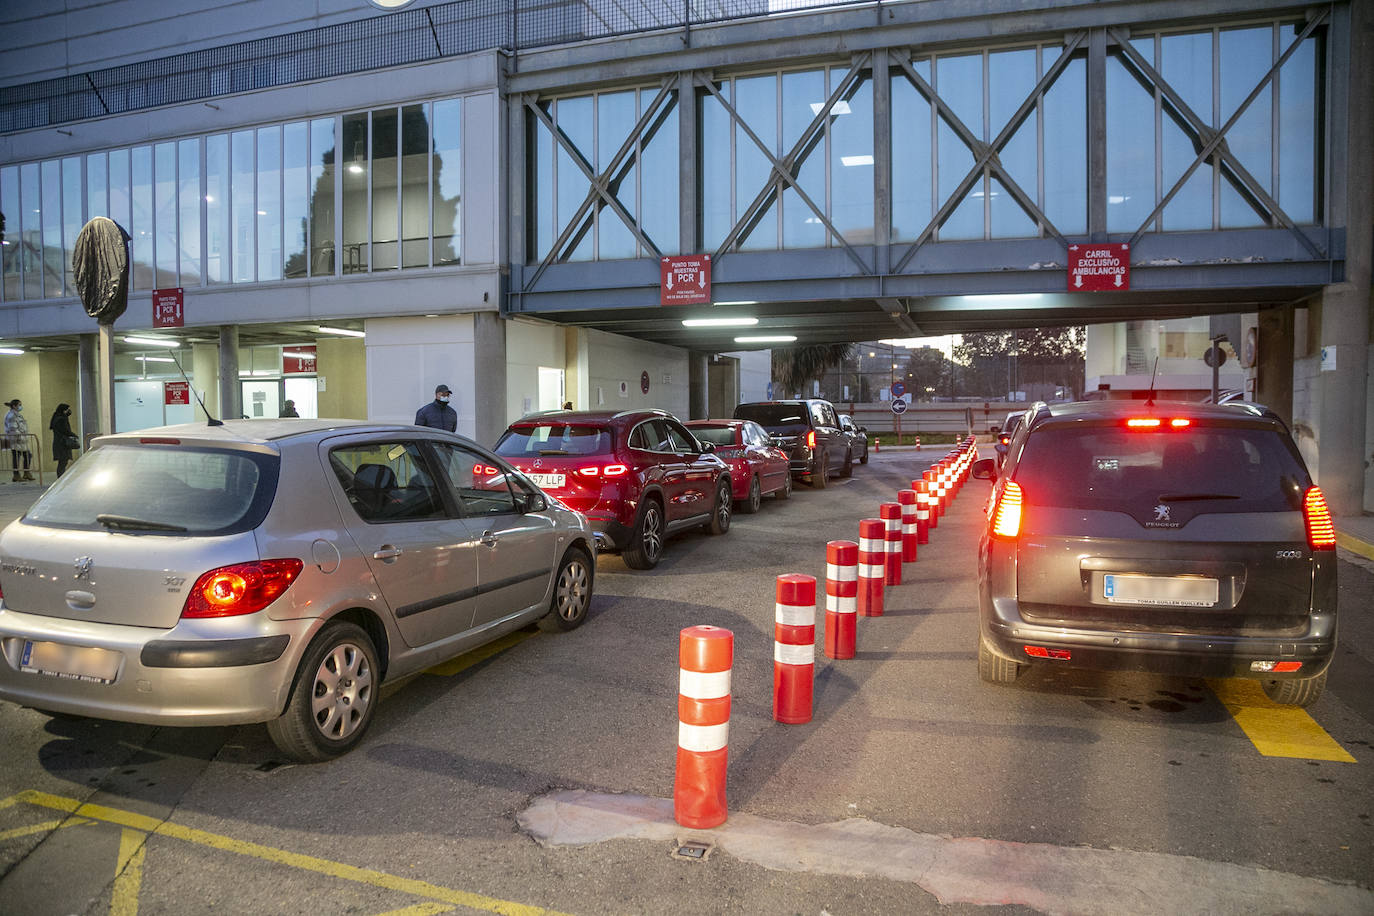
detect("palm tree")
[775,343,855,397]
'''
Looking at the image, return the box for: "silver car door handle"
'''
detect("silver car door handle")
[480,531,499,547]
[373,546,403,561]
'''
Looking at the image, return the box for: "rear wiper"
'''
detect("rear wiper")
[1157,493,1240,502]
[96,514,188,532]
[538,449,569,455]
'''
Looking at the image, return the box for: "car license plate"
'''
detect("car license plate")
[19,640,122,685]
[528,473,566,489]
[1103,574,1218,608]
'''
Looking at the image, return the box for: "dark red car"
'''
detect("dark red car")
[494,409,732,569]
[685,419,791,513]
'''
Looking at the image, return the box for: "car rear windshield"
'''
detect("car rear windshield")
[494,424,612,457]
[1012,422,1309,513]
[24,443,279,534]
[734,404,807,429]
[690,425,736,447]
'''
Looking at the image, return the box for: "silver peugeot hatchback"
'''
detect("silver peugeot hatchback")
[972,400,1336,706]
[0,420,595,760]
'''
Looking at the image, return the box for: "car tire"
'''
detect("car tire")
[267,621,380,763]
[978,634,1024,685]
[859,446,869,465]
[540,546,593,632]
[1260,671,1326,707]
[811,453,828,489]
[707,479,732,535]
[622,498,664,570]
[776,473,792,500]
[840,449,853,478]
[740,476,762,514]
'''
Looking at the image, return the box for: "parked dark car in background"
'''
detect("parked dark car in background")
[685,419,791,513]
[993,410,1024,470]
[733,399,851,487]
[839,414,869,465]
[495,409,731,569]
[972,400,1337,706]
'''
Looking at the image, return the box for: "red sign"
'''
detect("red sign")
[152,287,184,327]
[1068,243,1130,291]
[660,255,711,305]
[282,345,317,375]
[164,381,190,406]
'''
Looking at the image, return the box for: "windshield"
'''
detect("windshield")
[689,425,737,447]
[494,424,612,457]
[25,443,279,534]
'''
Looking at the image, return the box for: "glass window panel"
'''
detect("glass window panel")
[830,75,873,245]
[699,86,731,250]
[130,147,154,290]
[1,166,18,301]
[1042,55,1086,235]
[1219,27,1272,228]
[399,104,430,269]
[989,49,1037,238]
[890,71,932,243]
[205,135,228,284]
[735,74,777,250]
[639,91,678,255]
[154,142,178,288]
[936,54,983,239]
[597,90,637,260]
[282,122,308,277]
[178,140,201,286]
[341,113,368,274]
[1278,30,1317,224]
[62,157,82,296]
[989,176,1036,237]
[256,126,281,281]
[230,130,255,282]
[556,96,593,261]
[20,163,40,300]
[430,101,460,267]
[1161,32,1214,230]
[41,160,63,297]
[371,109,398,271]
[86,153,108,220]
[782,69,826,249]
[530,103,553,262]
[309,118,336,275]
[1105,53,1156,233]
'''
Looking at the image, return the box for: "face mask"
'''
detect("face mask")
[438,396,450,404]
[11,405,19,412]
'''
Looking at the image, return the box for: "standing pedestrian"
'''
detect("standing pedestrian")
[49,402,77,477]
[279,399,300,417]
[4,399,33,481]
[414,384,457,432]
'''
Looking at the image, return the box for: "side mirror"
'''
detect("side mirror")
[971,457,997,481]
[518,491,548,513]
[699,441,715,453]
[857,426,867,433]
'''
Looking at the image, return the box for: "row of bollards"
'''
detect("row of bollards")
[673,436,981,829]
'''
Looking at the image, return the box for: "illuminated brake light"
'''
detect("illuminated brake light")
[1303,486,1336,550]
[181,559,304,618]
[806,430,816,449]
[602,464,629,477]
[1126,418,1161,428]
[1170,418,1191,428]
[1024,646,1071,660]
[991,480,1023,538]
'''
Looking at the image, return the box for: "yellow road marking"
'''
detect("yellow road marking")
[375,905,456,916]
[111,828,146,916]
[1208,679,1357,762]
[1335,531,1374,561]
[16,790,571,916]
[0,816,93,841]
[425,629,538,677]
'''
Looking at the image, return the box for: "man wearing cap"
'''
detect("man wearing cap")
[414,384,457,432]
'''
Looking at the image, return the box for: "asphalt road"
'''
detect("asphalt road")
[0,451,1370,915]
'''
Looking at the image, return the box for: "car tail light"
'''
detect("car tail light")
[181,559,304,618]
[576,464,629,478]
[806,430,816,449]
[1251,660,1303,673]
[1170,418,1191,428]
[990,481,1023,538]
[1126,418,1161,428]
[997,434,1010,446]
[1303,486,1336,550]
[1024,646,1071,660]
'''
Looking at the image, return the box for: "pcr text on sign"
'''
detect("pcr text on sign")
[1067,243,1130,292]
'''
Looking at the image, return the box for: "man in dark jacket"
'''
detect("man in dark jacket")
[414,384,457,432]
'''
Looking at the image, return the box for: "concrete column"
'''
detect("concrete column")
[678,71,697,256]
[1255,307,1294,430]
[218,326,241,420]
[688,351,709,419]
[472,312,508,445]
[77,334,99,442]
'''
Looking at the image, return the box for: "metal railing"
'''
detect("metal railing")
[1,0,868,132]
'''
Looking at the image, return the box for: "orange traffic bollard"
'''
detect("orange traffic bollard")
[898,489,919,562]
[913,478,932,544]
[674,625,733,829]
[824,540,858,659]
[773,574,815,724]
[880,502,902,586]
[857,518,886,617]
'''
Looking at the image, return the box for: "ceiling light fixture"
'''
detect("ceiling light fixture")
[734,335,797,343]
[681,317,759,328]
[712,300,758,306]
[0,348,23,356]
[136,356,175,363]
[316,326,366,337]
[123,336,180,347]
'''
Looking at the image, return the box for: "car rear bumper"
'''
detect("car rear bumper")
[584,515,632,552]
[981,595,1337,679]
[0,607,317,726]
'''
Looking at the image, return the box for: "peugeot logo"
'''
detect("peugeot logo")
[1153,505,1171,522]
[73,556,94,582]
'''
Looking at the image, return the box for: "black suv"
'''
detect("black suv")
[734,399,850,487]
[972,400,1337,706]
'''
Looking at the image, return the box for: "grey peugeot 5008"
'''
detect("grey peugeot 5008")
[971,400,1337,706]
[0,420,595,761]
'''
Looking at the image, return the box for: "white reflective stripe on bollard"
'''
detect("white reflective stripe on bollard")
[773,642,815,665]
[826,563,858,582]
[678,721,730,753]
[775,602,815,627]
[859,563,885,578]
[678,668,731,700]
[826,593,858,614]
[859,537,885,552]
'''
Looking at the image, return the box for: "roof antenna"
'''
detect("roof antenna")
[167,349,224,426]
[1145,357,1159,407]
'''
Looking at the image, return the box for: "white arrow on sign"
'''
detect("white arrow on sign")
[698,271,705,289]
[667,273,674,290]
